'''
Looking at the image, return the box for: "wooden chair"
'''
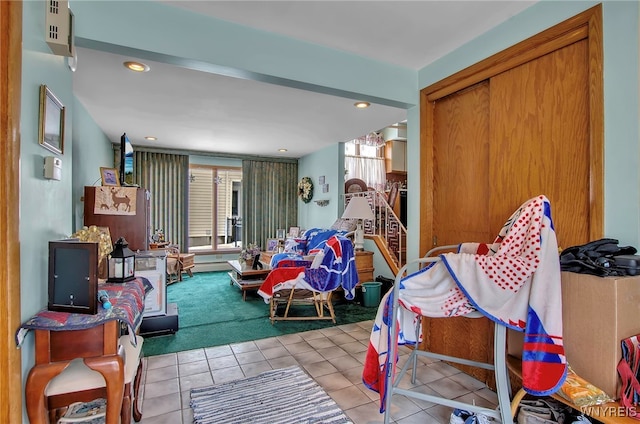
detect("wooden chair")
[45,335,144,424]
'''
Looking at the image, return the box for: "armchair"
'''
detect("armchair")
[258,235,359,323]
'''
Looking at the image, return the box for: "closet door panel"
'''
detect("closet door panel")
[427,81,493,382]
[488,40,590,248]
[433,81,492,246]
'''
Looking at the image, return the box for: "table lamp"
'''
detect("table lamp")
[341,197,375,251]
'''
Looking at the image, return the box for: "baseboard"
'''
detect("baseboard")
[192,262,231,273]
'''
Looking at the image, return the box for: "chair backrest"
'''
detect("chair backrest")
[386,183,399,208]
[345,178,368,193]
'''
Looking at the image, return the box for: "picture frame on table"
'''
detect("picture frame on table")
[276,229,286,240]
[266,238,278,252]
[288,226,300,238]
[38,85,65,155]
[100,167,120,187]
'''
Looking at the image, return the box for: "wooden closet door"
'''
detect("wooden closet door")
[426,38,591,386]
[488,39,590,248]
[426,81,494,381]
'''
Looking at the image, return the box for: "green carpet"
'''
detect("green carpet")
[142,271,377,356]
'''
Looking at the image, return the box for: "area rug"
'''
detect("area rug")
[190,365,351,424]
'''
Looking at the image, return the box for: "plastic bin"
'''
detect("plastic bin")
[361,282,382,307]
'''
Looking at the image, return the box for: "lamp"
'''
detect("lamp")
[341,197,375,251]
[107,237,136,283]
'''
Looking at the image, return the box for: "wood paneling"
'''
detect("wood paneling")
[488,40,591,249]
[0,2,23,423]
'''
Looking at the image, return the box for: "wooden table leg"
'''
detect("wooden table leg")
[25,361,71,424]
[84,354,124,424]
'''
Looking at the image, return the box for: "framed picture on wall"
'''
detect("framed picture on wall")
[38,85,65,155]
[276,229,286,240]
[288,227,300,238]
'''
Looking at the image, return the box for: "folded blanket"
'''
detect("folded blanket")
[363,195,567,411]
[258,236,358,302]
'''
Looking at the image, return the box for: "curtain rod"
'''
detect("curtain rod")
[111,143,298,164]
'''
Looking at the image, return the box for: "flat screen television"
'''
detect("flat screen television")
[120,133,134,186]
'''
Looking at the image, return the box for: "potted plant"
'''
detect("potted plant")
[239,243,261,267]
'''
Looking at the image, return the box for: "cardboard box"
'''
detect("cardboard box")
[509,272,640,399]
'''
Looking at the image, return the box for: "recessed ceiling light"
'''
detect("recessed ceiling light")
[123,61,150,72]
[278,148,288,152]
[354,101,370,109]
[144,136,157,141]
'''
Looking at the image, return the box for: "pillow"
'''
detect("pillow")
[330,218,357,232]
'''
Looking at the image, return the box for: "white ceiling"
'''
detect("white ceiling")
[72,1,536,159]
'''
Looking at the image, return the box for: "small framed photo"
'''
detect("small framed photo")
[38,85,65,155]
[319,175,325,185]
[322,184,329,193]
[288,226,300,238]
[276,229,286,240]
[266,238,278,252]
[100,167,120,187]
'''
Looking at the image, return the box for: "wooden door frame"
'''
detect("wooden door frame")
[1,1,23,423]
[419,5,603,255]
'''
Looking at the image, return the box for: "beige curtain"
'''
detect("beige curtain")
[242,160,298,251]
[133,151,189,250]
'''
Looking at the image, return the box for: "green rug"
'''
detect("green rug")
[142,271,377,356]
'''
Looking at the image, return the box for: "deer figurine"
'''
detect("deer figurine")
[110,188,131,212]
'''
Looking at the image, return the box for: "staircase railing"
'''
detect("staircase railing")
[344,190,407,271]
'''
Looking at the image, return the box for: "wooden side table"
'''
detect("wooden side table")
[20,279,147,424]
[355,250,374,283]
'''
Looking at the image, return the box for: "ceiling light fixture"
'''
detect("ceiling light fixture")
[278,148,288,152]
[352,132,386,148]
[144,136,157,141]
[123,61,150,72]
[354,101,370,109]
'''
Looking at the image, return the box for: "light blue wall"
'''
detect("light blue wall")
[72,98,115,229]
[20,3,114,422]
[413,0,640,249]
[298,144,342,230]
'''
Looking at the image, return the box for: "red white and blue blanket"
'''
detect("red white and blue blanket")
[362,195,567,411]
[17,277,150,347]
[258,235,359,301]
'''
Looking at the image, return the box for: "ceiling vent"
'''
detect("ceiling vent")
[45,0,74,57]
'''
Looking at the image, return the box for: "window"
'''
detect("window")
[188,165,242,252]
[344,141,386,191]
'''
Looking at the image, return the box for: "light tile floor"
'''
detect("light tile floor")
[137,320,499,424]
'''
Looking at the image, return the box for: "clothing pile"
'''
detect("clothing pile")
[516,398,594,424]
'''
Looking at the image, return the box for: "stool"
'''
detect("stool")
[45,335,144,424]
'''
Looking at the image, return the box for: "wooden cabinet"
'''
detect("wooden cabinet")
[84,186,150,251]
[355,250,374,283]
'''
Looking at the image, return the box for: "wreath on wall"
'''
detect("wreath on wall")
[298,176,314,203]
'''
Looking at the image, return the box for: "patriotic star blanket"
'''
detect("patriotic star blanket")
[362,195,567,411]
[258,235,359,302]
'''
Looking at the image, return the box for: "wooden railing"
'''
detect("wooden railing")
[344,190,407,273]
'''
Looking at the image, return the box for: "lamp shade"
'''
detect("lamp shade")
[342,197,374,221]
